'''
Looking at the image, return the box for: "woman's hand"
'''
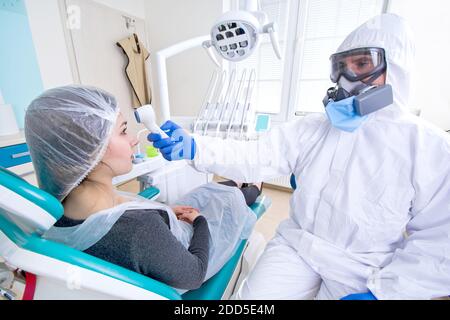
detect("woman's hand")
[172,206,201,224]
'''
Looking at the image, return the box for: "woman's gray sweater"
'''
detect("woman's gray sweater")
[54,209,210,290]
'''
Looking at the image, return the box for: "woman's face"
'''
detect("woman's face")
[102,113,139,176]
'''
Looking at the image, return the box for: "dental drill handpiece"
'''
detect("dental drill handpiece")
[134,105,170,139]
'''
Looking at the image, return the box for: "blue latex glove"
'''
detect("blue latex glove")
[341,291,378,300]
[147,120,196,161]
[325,96,368,132]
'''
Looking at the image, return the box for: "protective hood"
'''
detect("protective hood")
[336,13,416,113]
[25,86,120,202]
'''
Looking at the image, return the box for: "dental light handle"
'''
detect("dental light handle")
[203,41,221,68]
[134,105,169,139]
[265,23,282,60]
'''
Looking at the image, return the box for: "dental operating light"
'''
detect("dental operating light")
[203,0,282,65]
[152,0,282,123]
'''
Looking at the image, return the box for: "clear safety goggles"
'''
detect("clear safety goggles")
[330,47,387,83]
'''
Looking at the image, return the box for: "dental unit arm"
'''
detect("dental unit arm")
[151,1,276,124]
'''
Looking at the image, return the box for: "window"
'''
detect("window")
[236,0,292,115]
[295,0,386,114]
[233,0,386,120]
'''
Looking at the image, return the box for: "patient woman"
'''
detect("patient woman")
[24,86,260,291]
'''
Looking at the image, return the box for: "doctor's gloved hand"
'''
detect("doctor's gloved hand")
[147,120,197,161]
[341,291,377,300]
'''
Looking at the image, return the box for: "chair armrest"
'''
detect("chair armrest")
[250,195,271,220]
[182,241,247,300]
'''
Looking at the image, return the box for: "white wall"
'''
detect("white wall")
[94,0,145,19]
[388,0,450,131]
[25,0,147,91]
[144,0,223,123]
[25,0,74,90]
[26,0,224,126]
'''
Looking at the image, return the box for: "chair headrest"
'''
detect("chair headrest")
[0,167,63,235]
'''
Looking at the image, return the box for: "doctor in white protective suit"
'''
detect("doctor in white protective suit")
[149,14,450,300]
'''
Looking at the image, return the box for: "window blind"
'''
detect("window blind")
[296,0,385,113]
[237,0,291,114]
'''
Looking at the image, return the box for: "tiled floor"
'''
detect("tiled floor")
[117,178,293,242]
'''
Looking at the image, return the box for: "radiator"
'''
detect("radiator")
[265,175,292,189]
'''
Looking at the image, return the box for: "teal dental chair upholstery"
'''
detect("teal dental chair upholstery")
[0,167,269,300]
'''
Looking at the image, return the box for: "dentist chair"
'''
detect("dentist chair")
[0,166,269,300]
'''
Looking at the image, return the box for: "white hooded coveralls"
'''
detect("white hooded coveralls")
[191,14,450,300]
